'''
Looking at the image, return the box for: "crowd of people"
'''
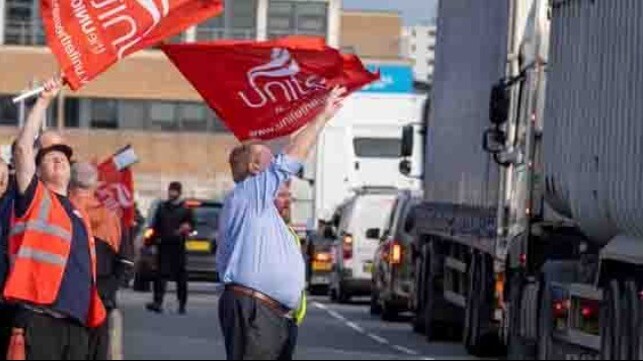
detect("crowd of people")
[0,77,134,360]
[0,73,346,361]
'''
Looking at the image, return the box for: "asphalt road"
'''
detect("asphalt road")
[121,283,479,360]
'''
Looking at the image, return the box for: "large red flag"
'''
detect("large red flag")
[41,0,223,90]
[162,36,379,141]
[96,146,138,227]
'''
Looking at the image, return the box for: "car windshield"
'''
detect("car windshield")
[193,206,221,231]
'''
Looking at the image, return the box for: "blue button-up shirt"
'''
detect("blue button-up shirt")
[217,154,306,309]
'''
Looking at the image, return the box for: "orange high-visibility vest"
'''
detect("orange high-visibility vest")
[3,181,106,328]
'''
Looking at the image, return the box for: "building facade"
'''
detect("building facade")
[340,10,402,60]
[0,0,340,211]
[401,24,436,82]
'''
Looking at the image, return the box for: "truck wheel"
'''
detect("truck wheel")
[507,274,534,360]
[537,281,554,360]
[600,279,621,360]
[412,246,428,334]
[370,286,383,316]
[622,280,638,359]
[424,242,438,342]
[637,287,643,360]
[464,253,495,356]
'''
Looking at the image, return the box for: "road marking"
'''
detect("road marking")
[345,321,364,333]
[314,302,328,310]
[392,344,419,356]
[328,310,347,322]
[367,333,389,344]
[312,301,428,359]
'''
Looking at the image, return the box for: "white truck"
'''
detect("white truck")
[401,0,643,359]
[310,62,426,225]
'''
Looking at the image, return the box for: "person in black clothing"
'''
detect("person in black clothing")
[146,182,194,315]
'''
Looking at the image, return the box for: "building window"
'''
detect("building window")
[268,1,328,39]
[428,45,436,52]
[90,99,119,129]
[119,100,147,130]
[178,103,209,131]
[149,102,178,131]
[197,0,257,40]
[5,0,46,45]
[64,98,80,128]
[411,45,416,53]
[412,29,417,37]
[0,96,18,126]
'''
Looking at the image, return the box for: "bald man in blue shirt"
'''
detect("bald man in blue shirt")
[217,86,346,360]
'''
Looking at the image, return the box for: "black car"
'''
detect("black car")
[371,190,422,321]
[133,199,222,290]
[305,225,336,296]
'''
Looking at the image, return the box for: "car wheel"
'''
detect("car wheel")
[381,301,398,322]
[370,287,383,316]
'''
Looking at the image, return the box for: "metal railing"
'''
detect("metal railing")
[5,20,47,46]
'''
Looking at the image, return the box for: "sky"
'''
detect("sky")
[343,0,437,25]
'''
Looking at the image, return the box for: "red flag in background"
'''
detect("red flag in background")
[41,0,223,90]
[96,146,138,227]
[162,36,379,141]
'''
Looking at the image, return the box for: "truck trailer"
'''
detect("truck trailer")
[401,0,643,359]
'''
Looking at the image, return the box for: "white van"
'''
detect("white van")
[328,188,398,303]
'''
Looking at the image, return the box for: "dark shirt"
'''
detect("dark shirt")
[0,183,15,290]
[95,230,129,311]
[15,176,92,324]
[153,200,194,245]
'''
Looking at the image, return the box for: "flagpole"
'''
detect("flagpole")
[12,86,45,104]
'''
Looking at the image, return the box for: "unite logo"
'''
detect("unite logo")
[73,0,170,58]
[96,182,134,212]
[238,48,327,109]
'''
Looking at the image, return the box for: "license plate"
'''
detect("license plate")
[363,262,374,274]
[186,240,211,252]
[312,261,332,272]
[311,276,330,285]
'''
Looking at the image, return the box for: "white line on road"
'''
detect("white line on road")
[345,321,365,333]
[312,301,429,359]
[366,333,389,345]
[392,344,419,356]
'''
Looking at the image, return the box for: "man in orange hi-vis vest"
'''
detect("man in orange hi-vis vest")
[6,76,105,360]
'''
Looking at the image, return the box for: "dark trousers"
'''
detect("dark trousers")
[219,290,298,360]
[0,305,15,359]
[22,312,89,360]
[88,310,111,360]
[154,245,188,308]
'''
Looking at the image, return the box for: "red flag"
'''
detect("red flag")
[162,36,379,141]
[41,0,223,90]
[96,147,138,226]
